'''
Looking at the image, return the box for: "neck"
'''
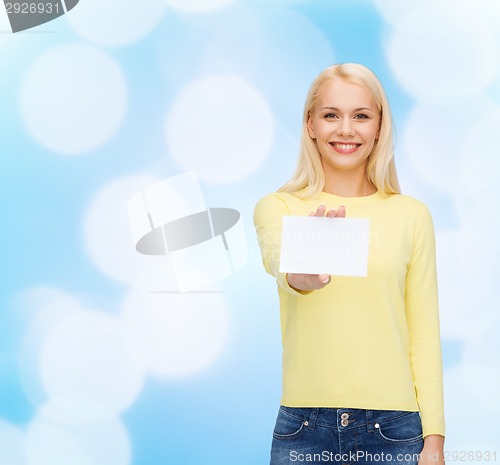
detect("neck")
[323,166,377,198]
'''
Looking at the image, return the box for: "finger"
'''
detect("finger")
[325,209,336,218]
[318,274,330,284]
[315,205,326,216]
[336,205,346,218]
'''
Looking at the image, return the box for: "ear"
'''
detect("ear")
[307,113,316,139]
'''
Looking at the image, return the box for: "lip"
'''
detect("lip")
[329,142,362,154]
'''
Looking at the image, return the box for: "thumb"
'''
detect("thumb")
[318,274,330,284]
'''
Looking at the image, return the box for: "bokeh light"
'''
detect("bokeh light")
[25,419,91,465]
[201,7,263,78]
[25,416,131,465]
[444,367,499,456]
[67,0,166,47]
[372,0,420,24]
[456,206,500,302]
[39,310,145,423]
[121,285,229,378]
[459,108,500,209]
[402,96,497,194]
[166,75,275,183]
[255,7,335,122]
[165,0,237,14]
[20,44,127,155]
[18,287,86,408]
[0,420,25,465]
[84,175,162,283]
[386,2,498,98]
[462,311,500,411]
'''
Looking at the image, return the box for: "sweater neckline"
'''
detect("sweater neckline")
[319,189,384,202]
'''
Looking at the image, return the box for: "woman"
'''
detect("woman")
[254,63,445,465]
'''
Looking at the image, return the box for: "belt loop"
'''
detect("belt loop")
[366,410,374,432]
[308,408,319,429]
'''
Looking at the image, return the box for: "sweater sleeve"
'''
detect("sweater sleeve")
[253,193,309,296]
[405,205,445,438]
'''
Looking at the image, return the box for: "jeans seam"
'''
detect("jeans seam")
[376,428,424,444]
[279,406,307,424]
[379,411,419,425]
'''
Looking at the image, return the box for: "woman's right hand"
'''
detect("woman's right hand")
[286,204,346,292]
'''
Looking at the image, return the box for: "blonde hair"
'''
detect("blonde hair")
[279,63,400,197]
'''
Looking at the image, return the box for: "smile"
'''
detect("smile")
[329,142,361,154]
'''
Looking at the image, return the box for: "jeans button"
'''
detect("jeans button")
[304,420,309,427]
[341,419,348,426]
[341,413,349,420]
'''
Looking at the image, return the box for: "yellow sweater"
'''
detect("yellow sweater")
[254,189,445,438]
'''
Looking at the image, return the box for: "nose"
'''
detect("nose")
[337,119,355,137]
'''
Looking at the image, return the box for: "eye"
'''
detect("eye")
[323,113,339,119]
[354,113,370,119]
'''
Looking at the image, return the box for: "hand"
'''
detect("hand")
[286,204,346,292]
[418,435,445,465]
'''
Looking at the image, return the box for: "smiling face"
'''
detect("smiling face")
[307,77,381,182]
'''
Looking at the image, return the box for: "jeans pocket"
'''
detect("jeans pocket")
[376,411,423,444]
[272,406,306,440]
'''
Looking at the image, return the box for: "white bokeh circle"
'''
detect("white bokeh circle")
[25,417,130,465]
[444,367,500,454]
[165,0,236,14]
[0,421,25,465]
[402,96,497,194]
[84,175,179,284]
[458,110,500,301]
[372,0,421,24]
[438,287,490,340]
[456,204,500,255]
[39,310,145,423]
[64,417,130,465]
[166,75,275,183]
[202,8,263,78]
[386,2,498,98]
[67,0,166,46]
[121,284,229,377]
[249,8,335,143]
[461,311,500,412]
[459,108,500,209]
[455,204,500,302]
[435,231,491,338]
[25,420,90,465]
[18,287,86,408]
[21,44,127,155]
[456,242,500,304]
[435,230,466,289]
[472,0,500,44]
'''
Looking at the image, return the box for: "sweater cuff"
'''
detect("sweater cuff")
[416,378,446,438]
[277,273,313,296]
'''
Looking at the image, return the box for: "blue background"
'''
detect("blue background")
[1,0,499,464]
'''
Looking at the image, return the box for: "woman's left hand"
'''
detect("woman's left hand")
[418,435,445,465]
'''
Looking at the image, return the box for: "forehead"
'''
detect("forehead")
[315,77,377,109]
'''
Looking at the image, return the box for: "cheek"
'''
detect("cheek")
[364,125,380,143]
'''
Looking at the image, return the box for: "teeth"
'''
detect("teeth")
[334,143,358,149]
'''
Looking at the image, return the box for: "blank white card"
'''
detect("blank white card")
[279,216,370,277]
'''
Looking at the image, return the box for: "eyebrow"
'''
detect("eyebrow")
[321,106,374,112]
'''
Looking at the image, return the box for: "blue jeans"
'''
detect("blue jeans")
[271,406,424,464]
